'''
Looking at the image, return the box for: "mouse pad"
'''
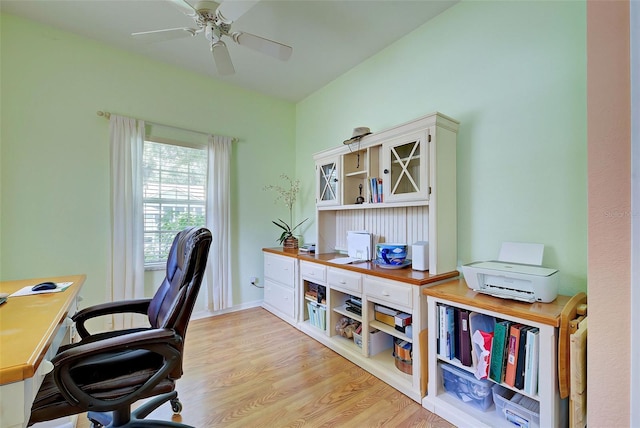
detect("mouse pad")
[10,282,73,297]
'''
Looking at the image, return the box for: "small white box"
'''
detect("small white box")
[354,330,393,355]
[411,241,429,271]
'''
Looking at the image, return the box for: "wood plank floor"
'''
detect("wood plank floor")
[77,307,454,427]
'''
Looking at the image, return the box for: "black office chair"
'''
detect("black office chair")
[28,226,212,428]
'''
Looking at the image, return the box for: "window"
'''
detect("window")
[142,139,207,266]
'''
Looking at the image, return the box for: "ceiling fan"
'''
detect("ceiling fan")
[132,0,293,75]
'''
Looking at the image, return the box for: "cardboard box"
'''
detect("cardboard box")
[375,311,396,327]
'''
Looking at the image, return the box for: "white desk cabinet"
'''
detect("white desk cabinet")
[262,251,297,326]
[292,255,457,403]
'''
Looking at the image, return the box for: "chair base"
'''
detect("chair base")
[87,391,192,428]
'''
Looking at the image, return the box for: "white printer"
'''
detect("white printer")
[461,242,559,303]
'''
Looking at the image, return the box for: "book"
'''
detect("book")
[438,304,447,358]
[524,327,540,395]
[489,320,511,382]
[514,326,532,389]
[446,306,456,360]
[504,324,523,387]
[370,177,380,203]
[457,309,473,367]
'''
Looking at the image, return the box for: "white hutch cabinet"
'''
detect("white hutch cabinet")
[263,112,460,404]
[312,112,458,275]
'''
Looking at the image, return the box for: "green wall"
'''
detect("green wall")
[0,14,295,309]
[296,1,587,295]
[1,0,588,308]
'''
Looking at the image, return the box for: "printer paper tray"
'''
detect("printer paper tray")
[473,284,536,303]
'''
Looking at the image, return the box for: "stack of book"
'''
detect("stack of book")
[374,304,398,326]
[345,296,362,316]
[369,177,383,203]
[436,303,540,396]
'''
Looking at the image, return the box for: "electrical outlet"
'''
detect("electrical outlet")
[250,276,258,286]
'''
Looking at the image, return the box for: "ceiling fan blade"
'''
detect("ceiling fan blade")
[168,0,198,16]
[232,31,292,61]
[217,0,259,23]
[211,41,235,75]
[132,28,199,43]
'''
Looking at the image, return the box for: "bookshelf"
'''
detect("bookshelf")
[422,278,570,428]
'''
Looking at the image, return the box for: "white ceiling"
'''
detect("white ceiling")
[0,0,457,102]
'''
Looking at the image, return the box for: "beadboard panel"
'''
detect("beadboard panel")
[331,206,429,252]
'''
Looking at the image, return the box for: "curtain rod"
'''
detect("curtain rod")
[96,111,238,143]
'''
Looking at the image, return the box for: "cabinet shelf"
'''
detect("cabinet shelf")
[317,200,429,211]
[435,356,540,401]
[345,170,368,178]
[333,304,362,323]
[367,347,413,385]
[305,296,326,306]
[369,320,412,343]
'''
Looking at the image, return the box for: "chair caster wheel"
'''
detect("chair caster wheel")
[90,422,104,428]
[171,398,183,414]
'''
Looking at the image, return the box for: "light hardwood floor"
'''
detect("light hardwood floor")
[77,307,454,427]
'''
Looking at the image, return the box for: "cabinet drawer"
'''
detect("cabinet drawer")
[264,279,295,318]
[264,253,296,287]
[328,267,362,294]
[365,276,412,309]
[300,261,326,282]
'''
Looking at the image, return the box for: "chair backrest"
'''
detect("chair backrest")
[147,227,212,358]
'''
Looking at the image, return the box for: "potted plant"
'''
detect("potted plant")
[264,174,308,250]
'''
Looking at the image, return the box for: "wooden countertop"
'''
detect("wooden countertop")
[0,274,85,384]
[263,247,459,286]
[421,277,570,327]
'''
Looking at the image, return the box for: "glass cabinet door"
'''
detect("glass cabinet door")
[382,131,429,202]
[316,158,339,206]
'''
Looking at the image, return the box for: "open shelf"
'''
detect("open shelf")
[369,320,412,343]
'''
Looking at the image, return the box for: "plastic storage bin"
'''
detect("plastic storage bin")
[441,363,494,411]
[307,301,326,330]
[492,384,540,428]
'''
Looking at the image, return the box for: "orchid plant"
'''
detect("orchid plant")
[264,174,308,244]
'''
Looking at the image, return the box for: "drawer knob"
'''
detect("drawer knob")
[339,280,346,284]
[382,291,390,296]
[41,360,54,374]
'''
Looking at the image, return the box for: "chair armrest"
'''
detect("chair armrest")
[51,328,182,411]
[73,299,152,338]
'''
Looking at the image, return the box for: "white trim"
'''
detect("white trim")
[631,1,639,425]
[190,300,263,320]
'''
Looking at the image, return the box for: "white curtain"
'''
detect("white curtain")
[205,135,233,311]
[108,115,145,329]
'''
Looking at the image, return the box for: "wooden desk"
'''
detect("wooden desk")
[0,275,85,428]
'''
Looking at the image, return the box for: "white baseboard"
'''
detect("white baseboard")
[191,300,263,320]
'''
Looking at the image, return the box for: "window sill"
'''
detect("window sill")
[145,263,165,271]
